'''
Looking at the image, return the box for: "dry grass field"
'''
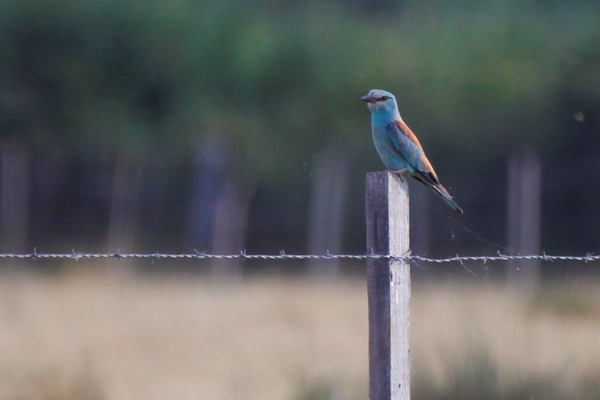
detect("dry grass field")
[0,266,599,399]
[411,281,600,399]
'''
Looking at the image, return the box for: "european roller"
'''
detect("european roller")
[361,89,463,213]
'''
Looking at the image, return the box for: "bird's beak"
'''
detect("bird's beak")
[360,94,376,104]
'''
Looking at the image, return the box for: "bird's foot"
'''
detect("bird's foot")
[394,168,408,181]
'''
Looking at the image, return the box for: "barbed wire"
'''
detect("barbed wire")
[0,249,598,263]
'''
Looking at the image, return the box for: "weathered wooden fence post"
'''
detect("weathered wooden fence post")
[366,171,410,400]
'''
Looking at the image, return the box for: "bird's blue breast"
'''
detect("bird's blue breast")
[371,120,409,171]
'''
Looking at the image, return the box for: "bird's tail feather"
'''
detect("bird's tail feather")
[431,184,464,214]
[408,170,464,214]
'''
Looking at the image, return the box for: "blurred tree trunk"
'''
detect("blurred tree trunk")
[506,150,541,288]
[105,152,143,277]
[0,142,30,258]
[72,148,114,252]
[410,181,431,279]
[209,179,255,278]
[30,152,66,249]
[186,136,228,252]
[185,135,255,278]
[307,146,349,278]
[0,142,30,317]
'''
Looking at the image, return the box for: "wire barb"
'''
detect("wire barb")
[71,249,83,261]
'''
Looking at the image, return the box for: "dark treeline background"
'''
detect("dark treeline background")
[0,0,599,271]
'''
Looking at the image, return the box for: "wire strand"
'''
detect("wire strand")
[0,251,598,263]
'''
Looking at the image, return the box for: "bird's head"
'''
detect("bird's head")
[360,89,400,120]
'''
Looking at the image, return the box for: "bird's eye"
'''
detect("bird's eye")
[380,96,389,101]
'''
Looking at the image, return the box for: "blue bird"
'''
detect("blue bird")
[361,89,463,213]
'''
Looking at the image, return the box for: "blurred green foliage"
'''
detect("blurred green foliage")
[2,0,598,167]
[0,0,599,254]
